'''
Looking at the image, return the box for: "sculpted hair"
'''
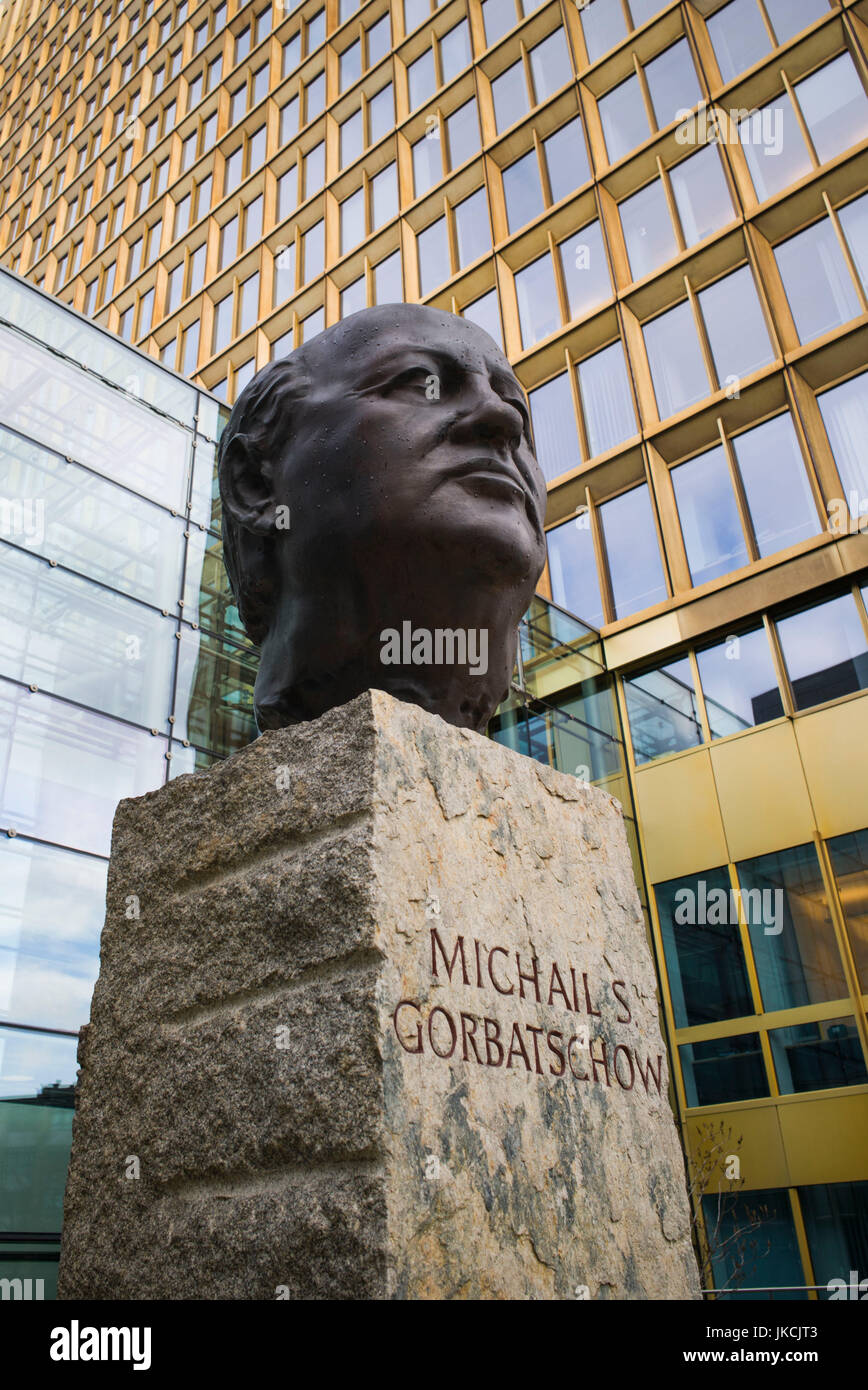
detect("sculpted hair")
[217,353,311,644]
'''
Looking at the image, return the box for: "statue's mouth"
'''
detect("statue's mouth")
[447,458,527,499]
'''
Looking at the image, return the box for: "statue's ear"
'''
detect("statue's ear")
[219,432,279,535]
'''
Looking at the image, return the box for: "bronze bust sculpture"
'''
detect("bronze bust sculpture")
[218,303,547,733]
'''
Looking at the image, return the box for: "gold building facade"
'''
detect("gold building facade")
[1,0,867,1296]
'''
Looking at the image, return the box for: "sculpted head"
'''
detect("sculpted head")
[218,302,547,733]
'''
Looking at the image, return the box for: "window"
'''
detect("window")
[620,179,678,280]
[341,111,364,168]
[826,829,868,990]
[669,144,734,246]
[529,373,579,484]
[672,412,817,586]
[709,0,831,83]
[503,151,544,233]
[547,512,604,630]
[242,195,263,249]
[528,29,572,103]
[599,484,667,618]
[558,220,612,320]
[819,373,868,514]
[699,265,773,385]
[515,252,559,346]
[672,445,750,585]
[408,49,436,110]
[238,273,259,333]
[681,1034,768,1105]
[777,593,868,710]
[543,118,591,202]
[644,300,707,417]
[283,34,301,77]
[372,164,399,228]
[212,292,233,352]
[300,306,324,342]
[340,40,362,92]
[366,14,390,66]
[492,61,530,134]
[576,339,636,457]
[440,20,471,84]
[341,275,366,316]
[372,251,402,304]
[736,843,847,1013]
[304,142,325,196]
[219,216,238,270]
[340,188,365,251]
[798,52,868,163]
[369,84,394,143]
[839,193,868,292]
[302,220,324,281]
[773,1023,867,1093]
[305,72,326,121]
[655,867,754,1026]
[462,288,503,351]
[417,215,450,294]
[277,166,297,220]
[696,627,784,738]
[280,96,300,142]
[600,39,702,163]
[453,188,488,267]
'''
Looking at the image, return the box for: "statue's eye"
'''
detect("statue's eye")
[387,366,434,391]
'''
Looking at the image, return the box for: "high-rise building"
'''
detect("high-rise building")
[1,0,867,1299]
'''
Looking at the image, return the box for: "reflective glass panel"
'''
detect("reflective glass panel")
[546,513,605,632]
[655,866,754,1026]
[703,265,774,384]
[670,144,734,246]
[0,837,106,1031]
[733,413,818,556]
[529,373,580,483]
[644,300,707,417]
[0,430,184,610]
[0,680,167,857]
[453,188,489,268]
[543,117,591,201]
[503,151,543,234]
[777,593,868,710]
[697,627,784,738]
[515,253,559,347]
[740,99,812,201]
[599,74,649,162]
[492,62,529,133]
[645,39,702,130]
[708,0,771,83]
[681,1034,768,1106]
[620,179,678,280]
[775,218,861,343]
[528,30,572,103]
[818,373,868,506]
[672,444,749,585]
[446,99,480,168]
[576,340,637,456]
[0,549,176,729]
[0,327,190,513]
[625,658,703,766]
[770,1018,867,1094]
[559,219,611,320]
[796,54,868,164]
[737,843,847,1011]
[599,484,667,619]
[826,828,868,991]
[418,217,450,294]
[462,290,502,348]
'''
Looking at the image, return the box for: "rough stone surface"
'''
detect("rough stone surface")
[59,689,700,1301]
